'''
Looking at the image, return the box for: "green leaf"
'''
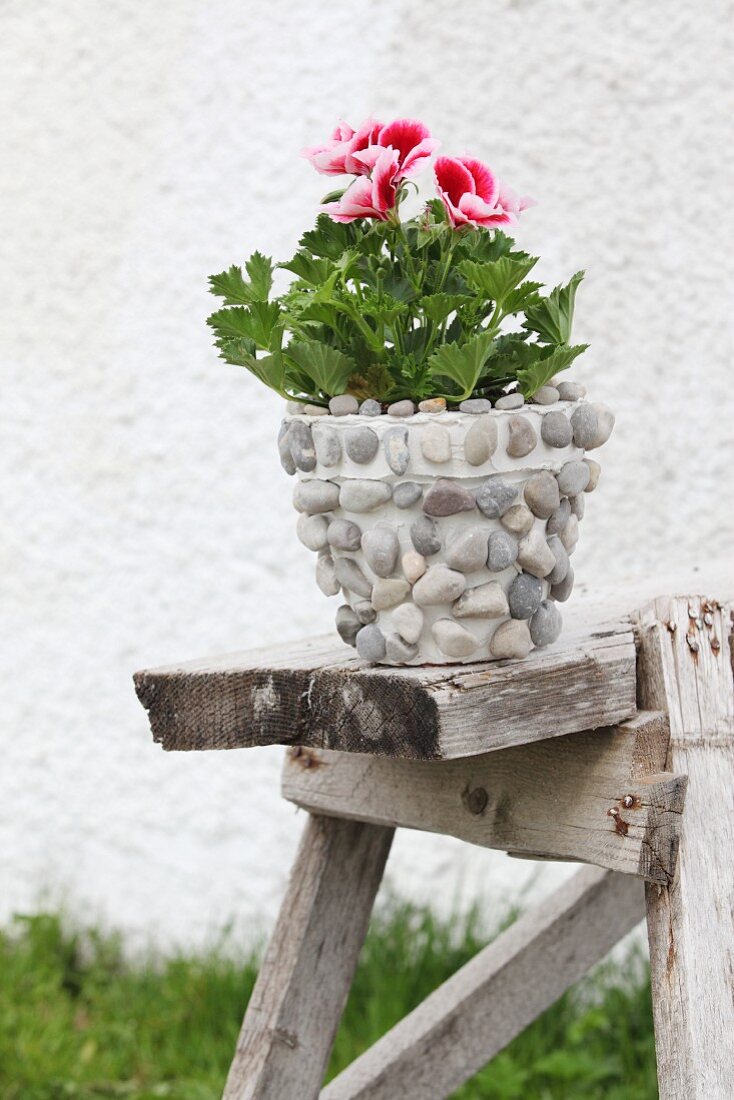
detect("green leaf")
[208,266,255,306]
[299,214,354,259]
[501,281,544,315]
[285,340,357,397]
[458,229,515,263]
[207,302,282,352]
[517,343,589,397]
[428,330,496,400]
[213,336,287,397]
[279,252,335,287]
[320,186,347,204]
[523,270,584,344]
[419,293,471,325]
[244,252,273,301]
[459,255,539,307]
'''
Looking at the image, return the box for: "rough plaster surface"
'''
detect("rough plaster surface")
[1,0,732,951]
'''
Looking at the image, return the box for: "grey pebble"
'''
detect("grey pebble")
[530,600,563,647]
[557,460,591,497]
[393,481,422,508]
[570,493,585,519]
[297,513,330,551]
[327,518,362,551]
[294,479,340,514]
[587,404,615,449]
[524,471,560,519]
[495,392,524,410]
[570,404,598,449]
[383,426,410,475]
[546,534,570,585]
[445,527,489,573]
[356,623,386,661]
[506,415,537,458]
[413,565,467,606]
[501,504,534,536]
[303,404,328,416]
[329,394,358,416]
[464,415,498,465]
[557,381,586,402]
[584,458,601,492]
[288,421,317,472]
[490,619,533,659]
[361,526,400,577]
[359,399,382,417]
[313,425,342,467]
[560,514,579,553]
[487,530,518,572]
[286,401,305,415]
[475,477,518,519]
[531,385,560,405]
[420,422,452,463]
[345,426,379,464]
[540,410,573,449]
[508,572,544,619]
[423,479,476,517]
[277,421,296,475]
[550,564,574,602]
[387,399,415,417]
[354,600,377,624]
[431,618,478,658]
[335,605,361,646]
[338,480,392,512]
[460,398,492,413]
[453,581,508,619]
[334,557,373,599]
[316,552,340,596]
[410,515,442,556]
[385,634,419,663]
[546,498,571,535]
[517,528,556,578]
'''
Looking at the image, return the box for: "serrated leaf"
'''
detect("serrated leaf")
[214,337,287,396]
[459,255,539,307]
[419,293,471,325]
[207,302,282,351]
[279,252,335,287]
[458,229,515,263]
[208,266,255,306]
[299,214,354,259]
[428,330,496,400]
[523,271,584,344]
[285,340,357,397]
[244,252,273,301]
[517,343,589,397]
[501,281,544,315]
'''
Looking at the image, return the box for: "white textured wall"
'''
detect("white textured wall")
[2,0,732,950]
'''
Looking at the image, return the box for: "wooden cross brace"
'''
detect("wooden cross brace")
[134,576,734,1099]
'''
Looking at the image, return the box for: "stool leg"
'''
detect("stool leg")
[223,813,394,1100]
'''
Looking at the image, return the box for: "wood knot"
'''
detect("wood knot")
[463,786,489,815]
[287,746,324,769]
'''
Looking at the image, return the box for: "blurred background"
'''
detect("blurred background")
[2,0,732,962]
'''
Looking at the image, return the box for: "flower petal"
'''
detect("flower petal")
[399,137,441,179]
[378,118,432,165]
[458,157,498,205]
[434,155,476,203]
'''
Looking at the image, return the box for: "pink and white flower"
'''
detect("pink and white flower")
[303,117,439,181]
[322,146,401,222]
[301,118,384,177]
[434,155,535,229]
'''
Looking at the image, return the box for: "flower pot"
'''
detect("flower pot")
[280,396,613,665]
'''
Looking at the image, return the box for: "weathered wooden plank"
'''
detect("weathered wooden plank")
[635,595,734,1100]
[281,713,685,884]
[223,814,393,1100]
[320,866,645,1100]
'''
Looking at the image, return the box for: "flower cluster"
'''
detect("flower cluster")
[302,117,534,229]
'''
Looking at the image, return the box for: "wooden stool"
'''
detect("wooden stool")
[134,574,734,1099]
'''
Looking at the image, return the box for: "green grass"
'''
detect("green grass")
[0,902,657,1099]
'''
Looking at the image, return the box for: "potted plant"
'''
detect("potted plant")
[207,118,614,665]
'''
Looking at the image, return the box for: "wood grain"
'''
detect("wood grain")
[223,814,393,1100]
[636,595,734,1100]
[320,866,645,1100]
[282,713,685,884]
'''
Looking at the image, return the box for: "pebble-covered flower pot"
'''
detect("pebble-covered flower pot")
[279,389,614,665]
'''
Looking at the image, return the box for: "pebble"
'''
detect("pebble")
[508,572,544,619]
[387,400,415,417]
[501,504,534,536]
[316,552,340,596]
[546,498,571,535]
[359,399,382,417]
[335,605,361,646]
[383,427,410,475]
[303,404,328,416]
[329,394,359,416]
[452,581,508,619]
[584,458,601,492]
[423,480,476,517]
[410,515,442,556]
[487,530,518,572]
[445,527,489,573]
[287,401,305,415]
[392,602,424,644]
[506,415,537,458]
[531,385,560,405]
[339,480,392,512]
[294,479,340,514]
[327,518,362,551]
[495,392,524,410]
[570,404,598,449]
[557,380,586,402]
[354,600,377,624]
[464,415,498,466]
[540,410,573,449]
[413,565,467,606]
[587,404,615,449]
[372,578,410,611]
[297,513,330,551]
[333,557,373,599]
[524,472,560,519]
[529,600,563,647]
[517,529,556,578]
[570,493,585,519]
[401,551,427,584]
[393,481,422,508]
[313,425,342,467]
[345,426,379,464]
[356,623,386,661]
[557,461,591,497]
[420,423,452,463]
[560,514,579,553]
[277,421,296,475]
[490,619,533,659]
[432,619,478,658]
[460,398,492,414]
[361,526,399,577]
[475,477,518,519]
[385,634,419,663]
[546,534,570,585]
[418,398,447,413]
[550,564,574,602]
